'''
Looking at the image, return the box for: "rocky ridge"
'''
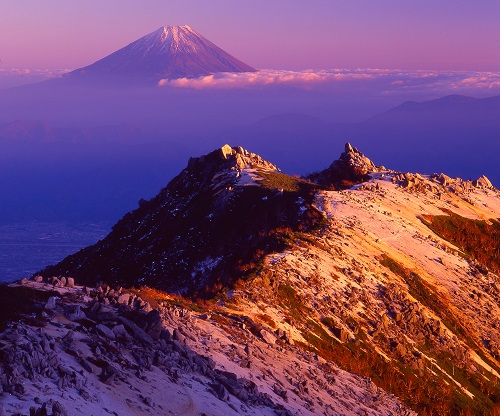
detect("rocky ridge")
[3,143,500,414]
[41,145,323,296]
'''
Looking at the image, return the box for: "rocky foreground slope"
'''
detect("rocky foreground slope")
[0,280,412,415]
[2,143,500,415]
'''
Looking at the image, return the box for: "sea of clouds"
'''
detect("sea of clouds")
[0,68,69,88]
[2,67,499,97]
[159,68,500,96]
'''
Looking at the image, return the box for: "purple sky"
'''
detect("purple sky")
[1,0,499,71]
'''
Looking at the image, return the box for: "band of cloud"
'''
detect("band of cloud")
[159,69,376,89]
[158,69,500,92]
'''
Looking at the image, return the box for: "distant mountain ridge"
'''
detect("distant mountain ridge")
[65,25,256,83]
[368,93,500,124]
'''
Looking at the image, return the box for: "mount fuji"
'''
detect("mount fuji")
[64,25,256,84]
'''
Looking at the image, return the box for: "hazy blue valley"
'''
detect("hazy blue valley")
[0,222,108,282]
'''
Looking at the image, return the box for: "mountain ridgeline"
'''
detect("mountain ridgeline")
[28,143,500,414]
[41,145,325,296]
[3,21,500,415]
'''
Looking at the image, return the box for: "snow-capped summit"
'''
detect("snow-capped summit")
[66,25,256,83]
[135,25,205,54]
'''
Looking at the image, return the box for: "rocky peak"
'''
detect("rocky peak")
[340,142,379,174]
[308,142,383,189]
[220,144,278,171]
[40,145,320,296]
[188,144,278,174]
[473,175,493,189]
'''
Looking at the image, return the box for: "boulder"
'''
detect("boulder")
[52,401,68,416]
[118,316,153,345]
[144,309,162,340]
[260,329,276,345]
[209,381,229,401]
[173,328,186,344]
[113,324,132,343]
[96,324,116,340]
[273,383,288,401]
[65,305,86,321]
[437,173,452,186]
[160,328,172,342]
[45,296,58,310]
[78,357,94,373]
[473,175,493,189]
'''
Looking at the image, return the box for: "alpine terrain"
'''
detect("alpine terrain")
[2,143,500,415]
[65,25,256,83]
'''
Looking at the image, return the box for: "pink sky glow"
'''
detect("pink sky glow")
[0,0,499,72]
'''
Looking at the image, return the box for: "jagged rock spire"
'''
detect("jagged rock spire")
[339,142,378,175]
[308,142,383,189]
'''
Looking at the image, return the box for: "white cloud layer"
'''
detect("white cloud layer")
[159,69,379,89]
[0,68,69,88]
[450,73,500,90]
[0,68,69,77]
[159,68,500,94]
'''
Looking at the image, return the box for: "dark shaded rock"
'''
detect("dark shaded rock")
[79,358,93,373]
[160,328,172,342]
[172,340,187,355]
[45,296,58,310]
[100,363,120,384]
[144,309,162,340]
[173,328,186,344]
[64,305,86,321]
[142,395,154,407]
[273,384,288,401]
[52,401,68,416]
[112,324,132,343]
[209,381,229,401]
[117,316,153,345]
[29,400,68,416]
[61,330,75,346]
[96,324,116,340]
[275,409,294,416]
